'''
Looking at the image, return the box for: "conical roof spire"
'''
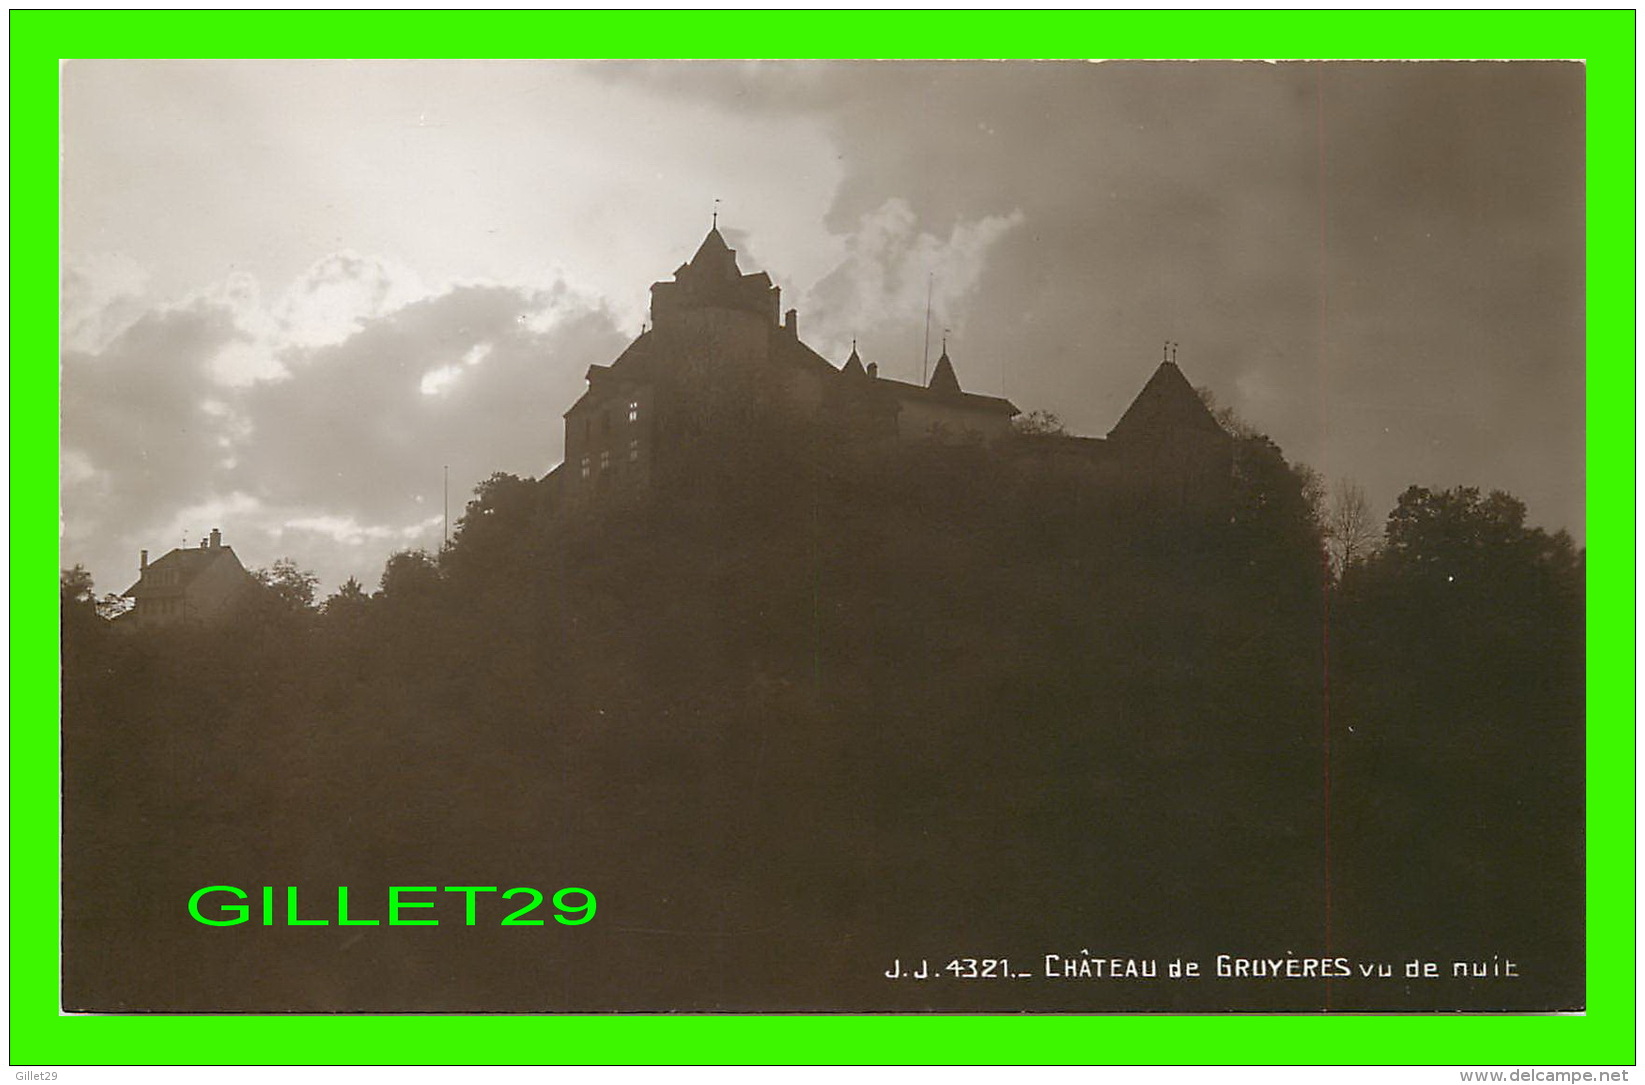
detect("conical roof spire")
[652,219,782,327]
[690,225,738,276]
[842,339,867,378]
[928,343,961,394]
[672,222,745,288]
[1109,354,1226,439]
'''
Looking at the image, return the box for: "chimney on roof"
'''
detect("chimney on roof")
[866,362,878,379]
[200,537,208,549]
[140,549,148,571]
[210,528,222,550]
[783,308,798,338]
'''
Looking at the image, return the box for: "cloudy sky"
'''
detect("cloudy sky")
[61,60,1585,598]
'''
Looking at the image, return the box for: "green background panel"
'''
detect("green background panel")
[13,9,1634,1066]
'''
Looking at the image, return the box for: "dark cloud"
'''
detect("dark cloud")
[62,303,243,549]
[62,275,627,596]
[237,283,623,522]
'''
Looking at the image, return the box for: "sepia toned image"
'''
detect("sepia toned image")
[59,59,1585,1014]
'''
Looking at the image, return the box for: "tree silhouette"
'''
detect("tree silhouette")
[377,547,443,603]
[61,564,95,608]
[1011,409,1066,436]
[58,439,1582,1012]
[253,557,320,611]
[60,565,101,639]
[1326,478,1379,578]
[321,575,370,617]
[1331,484,1584,1009]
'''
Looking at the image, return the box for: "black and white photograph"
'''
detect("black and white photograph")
[59,59,1585,1013]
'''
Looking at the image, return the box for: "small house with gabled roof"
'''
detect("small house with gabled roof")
[120,528,256,628]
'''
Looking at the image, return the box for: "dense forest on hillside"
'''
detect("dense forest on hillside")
[61,409,1584,1013]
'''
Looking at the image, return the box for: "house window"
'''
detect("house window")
[600,450,611,470]
[583,418,591,441]
[628,400,639,423]
[628,438,639,462]
[580,455,590,479]
[602,412,612,435]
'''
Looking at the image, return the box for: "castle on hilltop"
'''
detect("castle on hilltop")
[544,225,1234,518]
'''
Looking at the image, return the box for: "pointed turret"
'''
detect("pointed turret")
[687,226,740,282]
[1108,360,1226,441]
[650,223,782,327]
[927,347,962,395]
[842,342,867,378]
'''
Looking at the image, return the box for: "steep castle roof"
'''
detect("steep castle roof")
[1108,361,1227,440]
[652,225,782,325]
[874,345,1017,414]
[684,226,738,281]
[866,346,1019,416]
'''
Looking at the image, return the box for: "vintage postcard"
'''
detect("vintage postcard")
[59,58,1586,1015]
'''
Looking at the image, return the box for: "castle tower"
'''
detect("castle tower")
[552,225,839,507]
[1107,357,1234,519]
[1107,358,1225,442]
[648,226,781,329]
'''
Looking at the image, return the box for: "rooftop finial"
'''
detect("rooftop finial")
[712,198,720,230]
[942,329,950,355]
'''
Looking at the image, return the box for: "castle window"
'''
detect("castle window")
[580,455,590,479]
[628,438,639,462]
[628,400,639,423]
[600,450,611,470]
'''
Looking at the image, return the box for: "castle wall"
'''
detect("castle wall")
[894,397,1014,444]
[651,308,773,387]
[564,381,656,502]
[1111,427,1235,521]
